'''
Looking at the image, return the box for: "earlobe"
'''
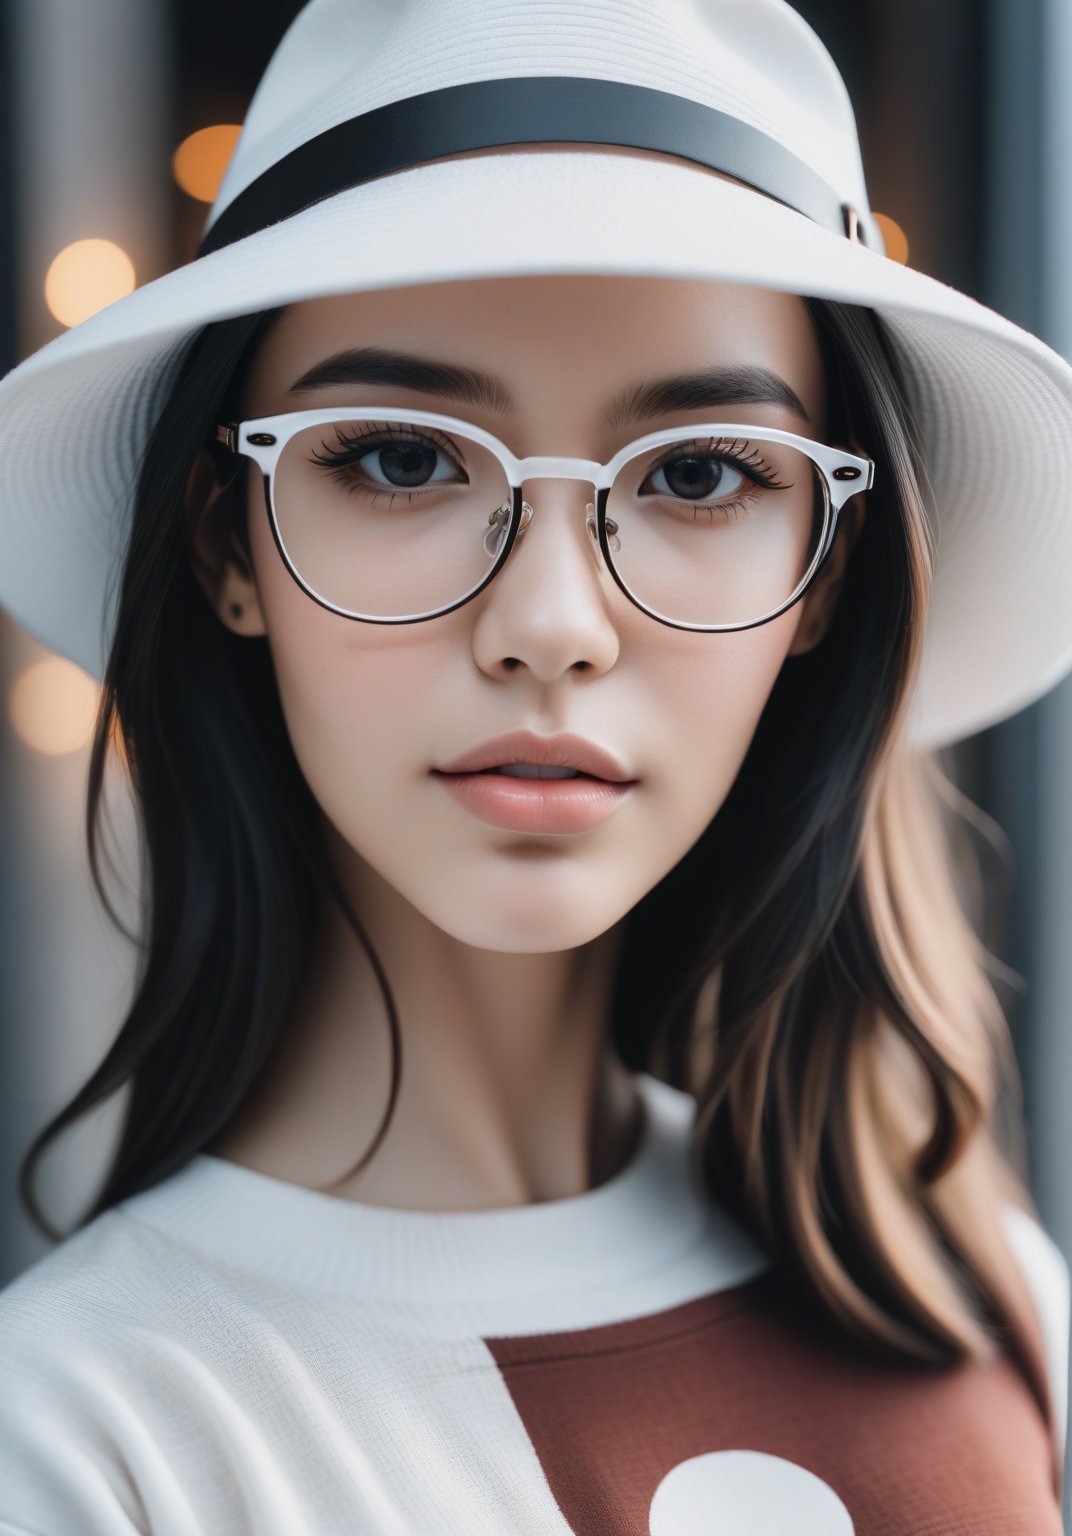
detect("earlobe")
[184,446,267,638]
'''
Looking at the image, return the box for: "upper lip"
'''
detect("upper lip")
[434,730,637,783]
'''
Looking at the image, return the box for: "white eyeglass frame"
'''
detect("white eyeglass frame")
[214,406,875,632]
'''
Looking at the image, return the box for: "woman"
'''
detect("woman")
[0,1,1070,1531]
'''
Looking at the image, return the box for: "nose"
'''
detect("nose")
[469,474,622,677]
[510,475,621,560]
[512,477,610,571]
[485,493,593,563]
[510,499,622,557]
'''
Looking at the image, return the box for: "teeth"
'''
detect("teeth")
[488,764,583,779]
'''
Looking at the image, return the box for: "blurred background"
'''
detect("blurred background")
[0,0,1070,1519]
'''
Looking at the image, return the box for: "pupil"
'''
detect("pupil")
[665,455,722,500]
[380,442,436,487]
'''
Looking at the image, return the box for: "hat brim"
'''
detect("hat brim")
[3,149,1071,750]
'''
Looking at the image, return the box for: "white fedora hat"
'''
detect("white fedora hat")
[1,0,1071,752]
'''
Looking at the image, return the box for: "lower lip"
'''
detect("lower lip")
[431,771,637,833]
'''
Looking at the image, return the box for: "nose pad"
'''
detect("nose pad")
[587,504,621,554]
[482,501,621,560]
[483,501,529,559]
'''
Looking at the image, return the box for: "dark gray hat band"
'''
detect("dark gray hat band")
[196,75,881,259]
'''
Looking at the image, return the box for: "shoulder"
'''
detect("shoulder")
[0,1204,184,1350]
[1000,1200,1071,1446]
[0,1209,211,1534]
[0,1197,264,1387]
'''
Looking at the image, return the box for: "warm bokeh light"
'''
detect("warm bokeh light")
[172,124,243,203]
[873,212,909,265]
[44,239,136,327]
[8,657,101,757]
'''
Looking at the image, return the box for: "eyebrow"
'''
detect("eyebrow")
[285,347,812,429]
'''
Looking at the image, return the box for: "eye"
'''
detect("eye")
[309,422,469,495]
[629,437,796,525]
[347,436,462,490]
[644,452,748,502]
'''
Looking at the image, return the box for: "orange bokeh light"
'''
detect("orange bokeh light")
[873,212,909,265]
[172,124,243,203]
[44,239,136,328]
[8,657,101,757]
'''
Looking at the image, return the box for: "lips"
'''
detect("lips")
[434,763,636,834]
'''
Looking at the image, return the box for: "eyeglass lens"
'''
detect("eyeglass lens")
[270,416,830,626]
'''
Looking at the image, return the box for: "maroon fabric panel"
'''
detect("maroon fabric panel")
[485,1270,1061,1534]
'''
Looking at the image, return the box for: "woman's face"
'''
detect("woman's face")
[201,269,862,953]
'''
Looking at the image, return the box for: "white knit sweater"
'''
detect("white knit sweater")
[1,1071,1067,1534]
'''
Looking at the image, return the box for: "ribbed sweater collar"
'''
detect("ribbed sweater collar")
[117,1072,717,1303]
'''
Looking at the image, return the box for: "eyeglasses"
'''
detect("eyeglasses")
[213,407,874,631]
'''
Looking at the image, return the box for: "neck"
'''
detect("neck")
[207,829,640,1212]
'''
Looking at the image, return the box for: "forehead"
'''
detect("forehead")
[247,277,823,429]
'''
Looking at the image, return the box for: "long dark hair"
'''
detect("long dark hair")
[17,290,1049,1410]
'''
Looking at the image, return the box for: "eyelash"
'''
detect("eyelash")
[649,436,787,485]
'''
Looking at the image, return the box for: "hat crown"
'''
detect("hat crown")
[204,0,871,241]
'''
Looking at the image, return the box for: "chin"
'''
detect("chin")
[414,890,628,955]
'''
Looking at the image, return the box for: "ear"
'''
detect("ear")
[184,445,267,638]
[786,484,867,658]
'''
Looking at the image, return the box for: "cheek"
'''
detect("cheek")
[640,612,802,826]
[248,484,428,801]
